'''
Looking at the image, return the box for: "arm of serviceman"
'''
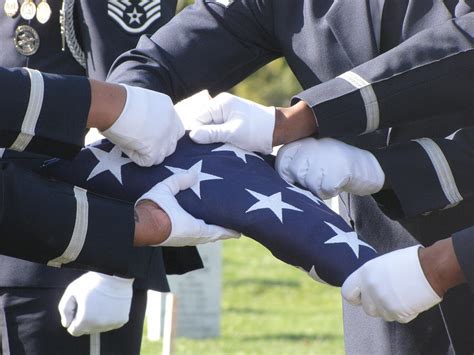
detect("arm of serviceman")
[370,127,474,217]
[1,67,91,158]
[0,164,235,275]
[0,160,141,275]
[290,13,474,139]
[1,67,184,166]
[108,0,279,98]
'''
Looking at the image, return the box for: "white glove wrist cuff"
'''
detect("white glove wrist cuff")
[364,151,385,194]
[101,84,134,140]
[259,105,276,155]
[395,246,442,310]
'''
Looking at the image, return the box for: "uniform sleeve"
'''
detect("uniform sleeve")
[371,127,474,218]
[108,0,280,102]
[293,13,474,138]
[452,226,474,292]
[0,161,151,277]
[0,67,90,159]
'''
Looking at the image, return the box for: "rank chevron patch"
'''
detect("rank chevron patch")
[107,0,162,34]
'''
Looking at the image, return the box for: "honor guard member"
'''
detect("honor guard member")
[0,1,198,354]
[108,1,474,353]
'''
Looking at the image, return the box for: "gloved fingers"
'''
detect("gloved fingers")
[198,218,240,241]
[175,90,212,129]
[275,142,302,184]
[157,171,199,196]
[58,294,77,328]
[318,176,348,200]
[361,294,379,318]
[66,306,88,337]
[375,306,397,322]
[126,150,154,168]
[189,121,234,145]
[191,96,226,125]
[341,271,362,305]
[397,313,419,324]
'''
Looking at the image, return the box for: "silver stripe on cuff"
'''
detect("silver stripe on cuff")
[10,68,45,152]
[414,138,463,206]
[0,149,5,158]
[338,71,380,134]
[90,333,101,355]
[47,187,89,267]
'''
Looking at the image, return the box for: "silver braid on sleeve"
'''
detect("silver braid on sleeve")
[61,0,86,68]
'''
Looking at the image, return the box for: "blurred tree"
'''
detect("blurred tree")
[175,1,301,107]
[230,58,301,107]
[177,0,194,11]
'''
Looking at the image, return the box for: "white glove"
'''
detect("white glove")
[189,93,275,154]
[58,272,133,336]
[342,246,442,323]
[102,84,184,167]
[275,137,385,199]
[174,90,211,130]
[138,171,240,246]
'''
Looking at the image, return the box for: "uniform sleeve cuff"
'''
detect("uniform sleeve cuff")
[371,141,450,218]
[292,77,370,138]
[70,192,141,276]
[32,74,91,159]
[452,227,474,292]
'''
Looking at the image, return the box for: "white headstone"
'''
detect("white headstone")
[146,241,222,340]
[168,241,222,338]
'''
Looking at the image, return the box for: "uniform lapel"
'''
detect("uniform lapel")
[325,0,380,66]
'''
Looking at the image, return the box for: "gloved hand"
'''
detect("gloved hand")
[342,246,442,323]
[102,84,184,167]
[138,171,240,246]
[275,137,385,199]
[188,93,275,154]
[58,272,134,336]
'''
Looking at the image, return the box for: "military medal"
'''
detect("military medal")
[14,25,40,56]
[36,0,50,24]
[20,0,36,20]
[4,0,19,17]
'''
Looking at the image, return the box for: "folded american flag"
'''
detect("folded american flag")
[43,135,377,286]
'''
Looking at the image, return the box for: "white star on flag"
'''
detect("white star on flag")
[287,185,323,205]
[127,7,143,24]
[166,160,222,199]
[212,143,263,163]
[324,222,376,258]
[245,190,302,223]
[87,146,132,184]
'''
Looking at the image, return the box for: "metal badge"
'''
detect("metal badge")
[14,25,40,56]
[4,0,19,17]
[36,0,51,24]
[20,0,36,20]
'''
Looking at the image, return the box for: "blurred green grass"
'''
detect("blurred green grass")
[141,237,344,355]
